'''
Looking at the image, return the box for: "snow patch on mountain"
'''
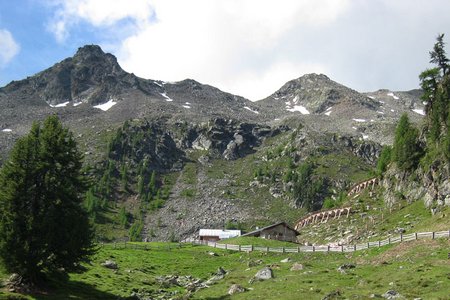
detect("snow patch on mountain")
[352,118,366,123]
[387,92,399,100]
[49,101,70,108]
[160,92,173,102]
[93,99,117,111]
[412,108,425,116]
[287,105,310,114]
[244,106,259,114]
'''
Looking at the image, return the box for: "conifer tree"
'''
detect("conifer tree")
[392,113,422,170]
[0,116,94,283]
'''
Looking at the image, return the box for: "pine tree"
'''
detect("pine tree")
[0,116,94,283]
[430,34,449,76]
[392,113,422,170]
[420,34,450,161]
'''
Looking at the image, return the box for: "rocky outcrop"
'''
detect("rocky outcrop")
[382,161,450,210]
[334,135,382,165]
[190,118,279,160]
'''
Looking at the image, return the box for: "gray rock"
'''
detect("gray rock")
[101,260,118,269]
[290,263,304,271]
[322,290,342,300]
[205,267,227,285]
[395,228,406,234]
[337,263,355,274]
[280,257,291,263]
[247,259,263,267]
[228,284,246,295]
[382,290,405,299]
[254,267,273,280]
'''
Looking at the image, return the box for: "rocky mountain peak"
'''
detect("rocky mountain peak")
[1,44,137,106]
[260,73,378,116]
[72,45,124,75]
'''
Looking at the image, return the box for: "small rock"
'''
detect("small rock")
[101,260,118,269]
[337,263,356,274]
[322,290,341,300]
[395,228,406,234]
[369,294,383,298]
[290,263,304,271]
[383,290,405,299]
[216,267,227,276]
[247,259,263,267]
[280,257,291,263]
[228,284,246,295]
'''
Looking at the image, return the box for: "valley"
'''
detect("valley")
[0,43,449,299]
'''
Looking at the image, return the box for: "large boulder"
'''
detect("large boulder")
[254,267,273,280]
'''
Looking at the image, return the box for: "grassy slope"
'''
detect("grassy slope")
[297,186,450,245]
[0,239,449,299]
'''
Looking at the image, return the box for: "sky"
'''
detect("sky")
[1,1,450,101]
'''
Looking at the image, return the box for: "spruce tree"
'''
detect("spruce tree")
[0,116,94,283]
[392,113,422,170]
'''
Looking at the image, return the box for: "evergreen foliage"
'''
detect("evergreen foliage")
[376,146,392,175]
[420,33,450,161]
[0,116,94,283]
[392,113,422,171]
[292,161,325,211]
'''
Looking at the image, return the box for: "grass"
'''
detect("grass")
[1,239,448,299]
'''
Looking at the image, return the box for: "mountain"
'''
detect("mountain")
[256,74,425,145]
[0,44,434,242]
[0,45,262,161]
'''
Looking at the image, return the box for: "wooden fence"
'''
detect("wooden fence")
[192,230,450,254]
[102,242,184,251]
[100,230,449,253]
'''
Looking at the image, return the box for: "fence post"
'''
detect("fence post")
[297,246,300,253]
[388,238,391,244]
[378,241,380,247]
[312,246,315,252]
[353,245,356,252]
[238,245,241,251]
[214,242,216,248]
[327,245,330,252]
[251,245,254,252]
[341,245,344,252]
[415,233,418,240]
[432,232,435,239]
[266,246,269,253]
[225,244,228,250]
[282,247,285,253]
[400,234,403,242]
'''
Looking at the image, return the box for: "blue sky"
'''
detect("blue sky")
[1,0,450,100]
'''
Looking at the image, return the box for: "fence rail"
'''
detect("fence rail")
[192,230,450,254]
[100,230,449,254]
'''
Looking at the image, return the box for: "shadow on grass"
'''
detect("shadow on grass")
[203,296,231,300]
[29,279,119,300]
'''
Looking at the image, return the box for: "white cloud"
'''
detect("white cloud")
[40,0,450,100]
[0,29,20,67]
[47,0,154,42]
[116,0,348,100]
